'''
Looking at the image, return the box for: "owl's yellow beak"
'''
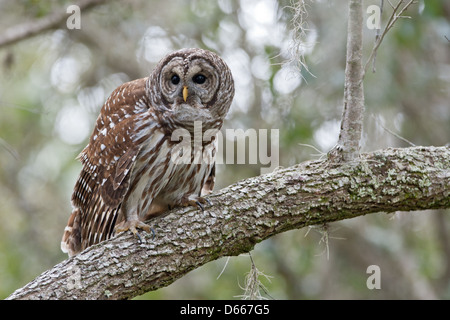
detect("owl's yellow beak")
[183,86,188,102]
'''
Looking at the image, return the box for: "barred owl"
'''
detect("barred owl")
[61,48,234,257]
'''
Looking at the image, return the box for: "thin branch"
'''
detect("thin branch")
[329,0,365,162]
[371,114,416,146]
[0,0,107,49]
[6,146,450,300]
[371,0,384,73]
[216,256,231,280]
[363,0,417,78]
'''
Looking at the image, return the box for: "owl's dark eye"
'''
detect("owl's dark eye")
[193,74,206,84]
[171,75,180,85]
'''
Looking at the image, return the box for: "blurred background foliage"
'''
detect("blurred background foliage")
[0,0,449,299]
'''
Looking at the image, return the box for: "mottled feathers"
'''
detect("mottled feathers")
[61,48,234,256]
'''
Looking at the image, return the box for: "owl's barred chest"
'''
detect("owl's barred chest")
[126,127,215,218]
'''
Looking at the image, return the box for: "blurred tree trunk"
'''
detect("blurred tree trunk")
[6,146,450,300]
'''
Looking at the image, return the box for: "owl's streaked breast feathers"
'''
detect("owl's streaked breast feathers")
[61,48,234,256]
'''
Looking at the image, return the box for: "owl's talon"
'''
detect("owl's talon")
[182,195,212,211]
[195,201,205,211]
[149,227,156,240]
[135,231,143,243]
[114,220,152,242]
[134,227,156,242]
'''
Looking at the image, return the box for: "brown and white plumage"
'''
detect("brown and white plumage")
[61,48,234,256]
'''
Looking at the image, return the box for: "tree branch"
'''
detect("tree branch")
[329,0,365,162]
[0,0,107,49]
[363,0,417,78]
[6,146,450,300]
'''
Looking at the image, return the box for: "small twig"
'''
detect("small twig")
[216,257,230,280]
[387,0,396,9]
[0,137,20,161]
[363,0,416,79]
[371,114,416,146]
[298,143,327,159]
[372,0,384,73]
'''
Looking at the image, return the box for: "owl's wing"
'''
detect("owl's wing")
[62,78,151,255]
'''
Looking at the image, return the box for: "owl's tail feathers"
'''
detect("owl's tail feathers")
[61,208,82,257]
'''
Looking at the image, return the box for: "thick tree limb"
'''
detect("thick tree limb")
[6,146,450,300]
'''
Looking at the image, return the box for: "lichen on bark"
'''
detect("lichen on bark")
[6,146,450,300]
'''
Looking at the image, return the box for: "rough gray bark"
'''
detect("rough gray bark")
[330,0,365,162]
[7,146,450,300]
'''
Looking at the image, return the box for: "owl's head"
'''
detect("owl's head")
[147,48,234,131]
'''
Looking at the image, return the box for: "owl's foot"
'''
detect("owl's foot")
[181,195,212,211]
[114,220,155,242]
